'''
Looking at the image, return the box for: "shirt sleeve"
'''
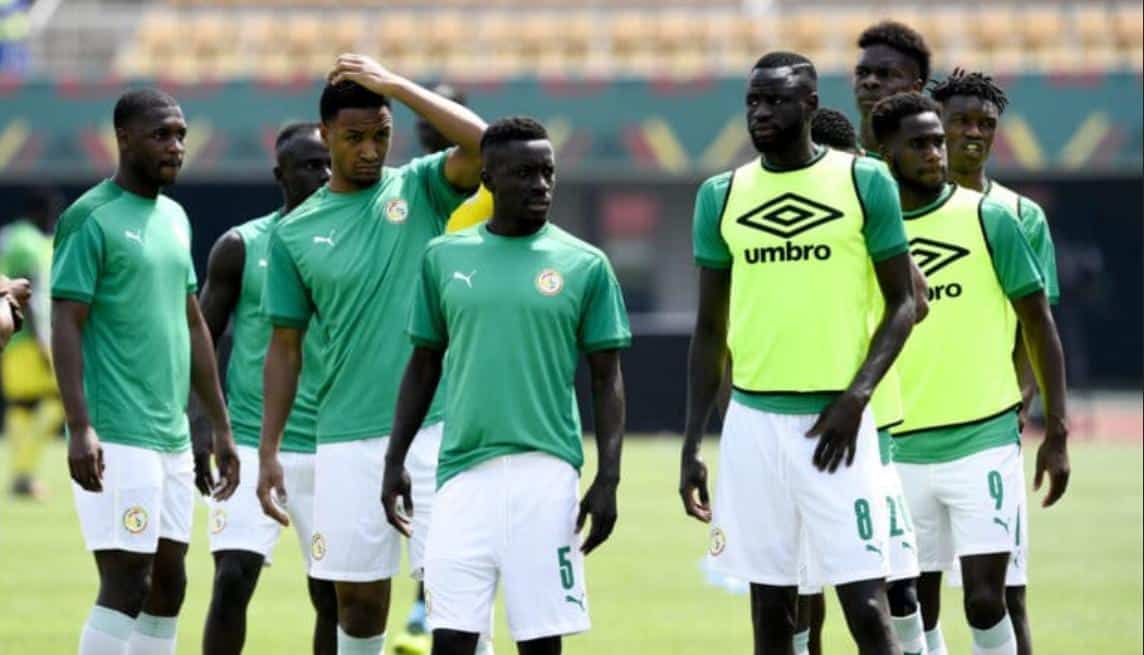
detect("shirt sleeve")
[407,246,447,350]
[51,215,104,303]
[262,227,312,328]
[1017,198,1060,305]
[980,199,1045,300]
[183,214,198,294]
[692,172,733,269]
[405,149,473,231]
[578,256,632,352]
[854,157,909,262]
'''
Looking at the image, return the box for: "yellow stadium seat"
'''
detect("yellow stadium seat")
[972,7,1016,52]
[610,11,647,58]
[560,11,594,58]
[1020,7,1065,52]
[1074,7,1111,49]
[1113,6,1144,49]
[376,13,420,58]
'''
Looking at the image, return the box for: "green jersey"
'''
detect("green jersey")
[0,219,52,346]
[227,212,322,453]
[410,223,631,488]
[51,180,197,452]
[264,151,468,444]
[985,180,1060,305]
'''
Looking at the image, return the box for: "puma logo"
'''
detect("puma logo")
[564,593,586,611]
[865,544,883,557]
[312,230,336,247]
[993,517,1010,534]
[901,541,914,551]
[452,270,477,288]
[258,258,268,268]
[124,229,143,245]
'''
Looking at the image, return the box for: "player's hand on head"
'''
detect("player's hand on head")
[679,450,712,523]
[67,425,104,492]
[1034,419,1070,507]
[256,455,291,526]
[806,391,865,473]
[577,476,619,555]
[380,465,413,538]
[328,54,403,95]
[211,429,240,501]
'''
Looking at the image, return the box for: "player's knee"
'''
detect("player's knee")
[307,578,338,620]
[963,586,1006,629]
[212,554,260,609]
[1005,586,1027,618]
[336,590,386,634]
[750,587,796,635]
[96,554,152,615]
[431,629,480,655]
[887,579,919,617]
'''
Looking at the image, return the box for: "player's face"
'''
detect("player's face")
[887,111,947,191]
[322,106,391,189]
[746,68,817,153]
[119,106,187,187]
[277,132,331,207]
[941,95,999,175]
[417,118,452,154]
[483,139,555,226]
[854,45,922,116]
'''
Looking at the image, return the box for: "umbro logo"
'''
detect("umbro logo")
[735,193,844,239]
[909,237,969,277]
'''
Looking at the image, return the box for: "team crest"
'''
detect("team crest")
[385,199,409,223]
[535,269,564,296]
[709,527,726,556]
[210,508,227,534]
[123,506,149,534]
[312,533,327,561]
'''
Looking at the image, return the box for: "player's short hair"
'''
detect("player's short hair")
[929,70,1009,115]
[871,92,941,143]
[113,88,179,129]
[275,122,321,151]
[430,82,467,106]
[753,51,817,80]
[811,108,858,151]
[480,116,548,153]
[319,81,390,123]
[858,21,932,84]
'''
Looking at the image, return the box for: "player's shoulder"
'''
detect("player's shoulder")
[544,224,612,267]
[276,189,329,231]
[393,149,449,180]
[976,191,1022,234]
[426,224,482,252]
[56,180,124,239]
[851,151,893,183]
[155,193,187,218]
[698,170,733,196]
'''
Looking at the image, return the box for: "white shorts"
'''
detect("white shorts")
[207,446,316,567]
[798,459,920,594]
[73,442,194,553]
[309,423,441,583]
[425,452,590,642]
[897,444,1023,573]
[947,455,1029,588]
[711,400,889,588]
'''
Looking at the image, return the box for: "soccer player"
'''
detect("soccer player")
[259,55,486,655]
[854,21,933,156]
[929,70,1061,655]
[871,92,1070,655]
[196,124,336,654]
[680,52,917,655]
[51,88,239,655]
[381,116,630,655]
[811,108,860,153]
[2,187,64,499]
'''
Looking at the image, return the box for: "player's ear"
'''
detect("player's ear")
[114,127,130,153]
[806,91,820,113]
[273,165,283,184]
[479,166,494,193]
[319,123,330,147]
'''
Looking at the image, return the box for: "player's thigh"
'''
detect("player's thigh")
[73,442,164,554]
[310,437,401,583]
[938,444,1022,559]
[282,451,318,569]
[405,422,443,577]
[795,409,889,587]
[159,447,195,545]
[896,460,953,573]
[709,400,800,585]
[881,463,921,583]
[208,445,282,559]
[424,458,500,637]
[501,453,589,642]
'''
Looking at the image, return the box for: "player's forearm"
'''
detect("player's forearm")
[683,324,727,452]
[588,352,625,483]
[51,310,90,431]
[259,335,301,459]
[388,78,486,158]
[385,347,444,469]
[848,292,915,403]
[1021,305,1068,430]
[1013,332,1038,409]
[189,319,230,431]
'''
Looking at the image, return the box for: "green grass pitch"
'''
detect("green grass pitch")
[1,438,1140,653]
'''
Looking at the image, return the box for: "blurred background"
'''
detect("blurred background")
[0,0,1139,433]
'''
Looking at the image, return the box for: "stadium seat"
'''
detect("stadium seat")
[972,6,1016,53]
[1020,7,1064,53]
[1074,7,1111,50]
[1113,5,1144,50]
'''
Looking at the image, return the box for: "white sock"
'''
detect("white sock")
[336,627,385,654]
[792,629,810,655]
[476,634,496,655]
[79,606,134,655]
[891,611,927,654]
[971,614,1017,655]
[925,625,948,655]
[125,613,177,655]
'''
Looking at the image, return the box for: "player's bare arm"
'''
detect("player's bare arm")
[807,251,915,472]
[381,345,445,538]
[189,229,245,495]
[328,54,486,189]
[579,349,625,555]
[680,266,730,523]
[909,257,930,323]
[1011,291,1070,507]
[52,299,102,491]
[188,293,239,500]
[257,325,304,526]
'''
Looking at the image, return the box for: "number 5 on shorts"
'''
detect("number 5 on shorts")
[988,470,1003,511]
[557,546,575,590]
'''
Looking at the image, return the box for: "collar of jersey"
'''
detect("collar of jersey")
[903,183,956,220]
[759,144,827,173]
[480,221,551,242]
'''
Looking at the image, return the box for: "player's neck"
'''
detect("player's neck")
[112,169,160,199]
[898,181,947,213]
[486,215,546,237]
[949,166,988,192]
[759,137,817,170]
[859,116,879,154]
[328,172,374,194]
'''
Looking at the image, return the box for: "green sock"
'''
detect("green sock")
[337,627,385,655]
[971,615,1016,655]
